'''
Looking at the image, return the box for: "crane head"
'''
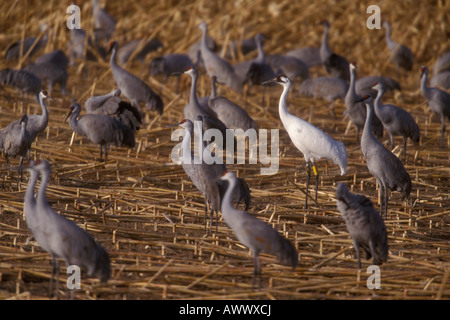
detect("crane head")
[349,62,358,70]
[371,82,383,91]
[40,90,53,101]
[419,65,428,79]
[64,103,81,122]
[108,41,118,55]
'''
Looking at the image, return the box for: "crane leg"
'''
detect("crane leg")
[49,257,60,299]
[252,254,262,291]
[353,240,361,270]
[440,120,445,148]
[305,162,311,209]
[203,196,208,232]
[312,162,319,204]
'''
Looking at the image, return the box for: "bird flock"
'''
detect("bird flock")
[0,1,449,299]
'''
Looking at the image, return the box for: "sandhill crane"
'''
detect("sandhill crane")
[219,170,297,290]
[0,68,42,102]
[335,183,389,269]
[23,60,68,95]
[176,119,250,231]
[109,41,164,116]
[267,75,347,209]
[23,160,110,298]
[208,76,258,131]
[150,53,194,93]
[5,23,48,62]
[34,49,70,68]
[319,21,350,81]
[187,35,217,72]
[92,0,117,44]
[65,102,136,162]
[117,38,163,66]
[382,21,414,73]
[372,82,420,162]
[360,95,411,219]
[355,75,401,98]
[286,46,322,68]
[345,63,384,144]
[1,90,52,160]
[298,76,349,118]
[85,88,142,133]
[433,51,450,75]
[183,66,230,147]
[420,65,450,147]
[198,21,242,93]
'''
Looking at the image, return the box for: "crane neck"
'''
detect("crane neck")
[220,175,238,219]
[209,78,217,102]
[420,69,429,98]
[25,169,39,207]
[69,106,84,136]
[278,81,292,122]
[255,37,265,63]
[188,71,201,109]
[373,88,384,113]
[36,167,50,206]
[348,67,357,95]
[109,45,119,70]
[384,23,397,51]
[200,26,210,53]
[361,100,376,150]
[320,24,331,61]
[180,123,194,163]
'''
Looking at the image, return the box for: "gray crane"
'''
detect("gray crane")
[345,63,384,144]
[183,66,230,148]
[360,95,411,219]
[150,53,194,93]
[1,90,52,161]
[420,65,450,147]
[0,113,32,188]
[23,58,68,95]
[176,119,250,231]
[23,160,110,298]
[298,76,349,118]
[233,34,275,101]
[208,76,258,131]
[92,0,117,44]
[430,71,450,91]
[34,49,70,68]
[218,170,297,290]
[117,38,163,66]
[198,21,243,93]
[319,20,350,81]
[85,88,142,133]
[5,23,48,62]
[335,183,389,269]
[286,46,322,68]
[355,75,401,98]
[433,51,450,75]
[65,102,136,162]
[382,21,414,73]
[187,35,217,72]
[109,41,164,116]
[372,82,420,162]
[0,68,42,102]
[267,75,347,209]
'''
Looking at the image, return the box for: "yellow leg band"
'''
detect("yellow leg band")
[312,165,318,176]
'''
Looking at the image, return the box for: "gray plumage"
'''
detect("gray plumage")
[372,82,420,162]
[187,35,217,72]
[355,75,401,98]
[34,49,70,68]
[24,160,110,298]
[345,63,384,144]
[299,76,348,117]
[383,21,414,72]
[360,95,412,219]
[319,20,350,81]
[219,171,297,290]
[266,54,309,83]
[150,53,194,93]
[335,183,389,269]
[5,24,48,61]
[0,68,42,102]
[65,102,135,162]
[226,35,258,60]
[109,41,164,116]
[198,21,243,93]
[433,51,450,75]
[23,59,68,95]
[208,76,258,131]
[420,65,450,147]
[430,71,450,91]
[117,38,163,66]
[85,88,142,132]
[67,28,107,63]
[92,0,117,43]
[286,46,322,68]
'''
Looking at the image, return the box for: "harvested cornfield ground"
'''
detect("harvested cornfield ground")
[0,0,449,301]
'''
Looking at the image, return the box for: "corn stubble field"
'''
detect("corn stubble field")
[0,0,449,300]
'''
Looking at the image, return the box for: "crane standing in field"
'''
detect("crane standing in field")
[267,75,347,209]
[0,68,42,103]
[218,170,297,290]
[335,183,389,269]
[23,160,110,299]
[108,41,164,116]
[150,53,194,94]
[198,21,243,94]
[65,102,135,162]
[372,82,420,162]
[360,95,411,219]
[419,65,450,147]
[382,21,414,73]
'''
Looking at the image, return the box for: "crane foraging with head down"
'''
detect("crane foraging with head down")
[266,75,347,209]
[218,170,297,290]
[336,183,389,270]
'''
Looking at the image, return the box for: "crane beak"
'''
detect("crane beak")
[262,78,276,86]
[64,107,74,123]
